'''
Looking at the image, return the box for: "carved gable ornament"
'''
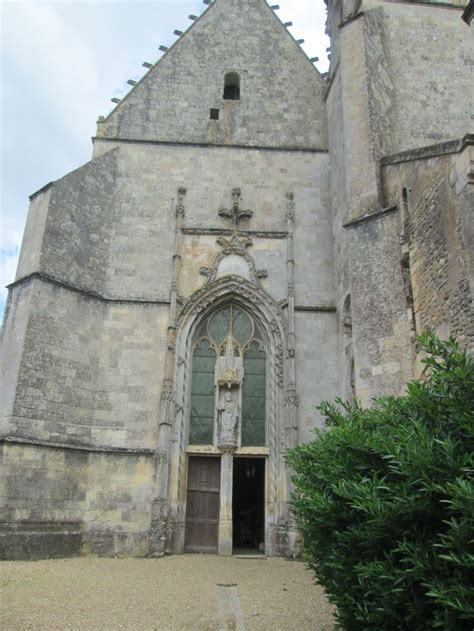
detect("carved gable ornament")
[200,188,268,285]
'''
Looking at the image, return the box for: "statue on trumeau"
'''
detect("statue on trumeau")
[215,332,243,449]
[217,390,239,449]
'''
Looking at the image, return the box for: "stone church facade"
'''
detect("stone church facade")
[1,0,472,559]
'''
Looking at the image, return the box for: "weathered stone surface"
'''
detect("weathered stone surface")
[0,443,154,559]
[382,141,474,358]
[326,0,473,404]
[96,0,327,150]
[0,0,472,559]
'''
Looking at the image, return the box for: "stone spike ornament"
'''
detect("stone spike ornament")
[218,188,254,230]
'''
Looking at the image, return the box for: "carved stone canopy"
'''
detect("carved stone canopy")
[215,332,243,388]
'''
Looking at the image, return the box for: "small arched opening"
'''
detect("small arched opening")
[223,72,240,100]
[342,293,355,403]
[342,294,352,338]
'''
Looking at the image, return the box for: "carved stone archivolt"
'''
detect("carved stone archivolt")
[160,189,299,555]
[167,274,289,547]
[178,275,286,338]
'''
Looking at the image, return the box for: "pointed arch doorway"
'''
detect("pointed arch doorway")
[166,276,291,557]
[182,303,268,555]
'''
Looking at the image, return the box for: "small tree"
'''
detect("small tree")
[287,334,474,630]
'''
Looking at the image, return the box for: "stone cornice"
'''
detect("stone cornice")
[29,181,54,201]
[92,136,329,155]
[343,205,398,229]
[182,227,288,239]
[0,434,155,456]
[384,0,466,10]
[294,305,337,313]
[381,134,474,166]
[7,272,170,306]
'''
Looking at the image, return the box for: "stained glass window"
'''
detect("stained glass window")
[189,305,266,447]
[242,342,266,446]
[189,340,216,444]
[232,310,253,345]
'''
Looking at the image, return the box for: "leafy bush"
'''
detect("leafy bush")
[287,334,474,630]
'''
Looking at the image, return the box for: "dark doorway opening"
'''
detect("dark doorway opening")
[233,458,265,554]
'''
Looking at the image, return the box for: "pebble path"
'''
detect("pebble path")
[0,555,335,630]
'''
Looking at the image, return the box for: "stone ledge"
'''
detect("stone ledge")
[389,0,468,10]
[381,134,474,166]
[343,205,398,229]
[29,181,54,201]
[92,136,329,155]
[294,305,337,313]
[0,521,82,533]
[0,524,83,560]
[0,434,156,456]
[182,227,288,239]
[6,271,170,306]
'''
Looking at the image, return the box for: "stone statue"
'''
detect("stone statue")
[217,390,239,448]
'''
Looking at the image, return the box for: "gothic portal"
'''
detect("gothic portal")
[180,303,273,554]
[1,0,472,559]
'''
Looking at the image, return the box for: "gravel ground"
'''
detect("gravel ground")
[0,555,335,630]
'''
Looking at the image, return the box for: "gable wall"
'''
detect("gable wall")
[97,0,327,150]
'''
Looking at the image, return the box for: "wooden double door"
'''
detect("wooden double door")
[184,457,221,553]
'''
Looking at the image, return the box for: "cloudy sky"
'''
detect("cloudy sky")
[0,0,329,321]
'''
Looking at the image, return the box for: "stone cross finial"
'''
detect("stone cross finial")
[218,188,253,232]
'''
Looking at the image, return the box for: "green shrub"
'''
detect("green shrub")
[287,333,474,630]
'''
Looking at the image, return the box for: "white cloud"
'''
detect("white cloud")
[2,2,101,150]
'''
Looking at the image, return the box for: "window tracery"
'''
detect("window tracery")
[189,304,266,448]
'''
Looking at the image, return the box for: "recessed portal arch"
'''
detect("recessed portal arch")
[189,303,267,449]
[167,275,289,556]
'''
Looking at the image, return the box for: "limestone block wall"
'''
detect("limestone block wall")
[336,15,382,219]
[0,282,34,435]
[92,140,334,308]
[5,279,166,450]
[97,303,167,449]
[96,0,327,150]
[327,0,473,222]
[368,1,473,156]
[0,443,154,559]
[9,280,105,445]
[326,0,473,403]
[346,212,414,404]
[326,67,353,401]
[382,140,474,354]
[17,149,119,296]
[295,312,339,441]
